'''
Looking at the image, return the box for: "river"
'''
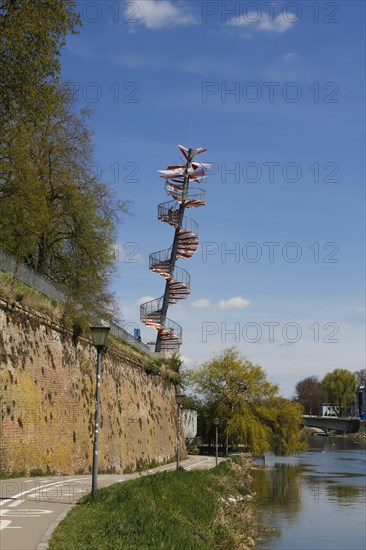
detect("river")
[253,436,366,550]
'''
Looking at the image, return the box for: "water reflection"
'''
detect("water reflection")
[255,436,366,550]
[302,474,365,509]
[253,463,304,522]
[325,483,363,504]
[307,435,365,453]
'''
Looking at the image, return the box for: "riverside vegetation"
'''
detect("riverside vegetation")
[49,457,275,550]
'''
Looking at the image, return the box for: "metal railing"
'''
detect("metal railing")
[0,249,152,355]
[105,319,151,354]
[140,296,163,323]
[0,249,66,303]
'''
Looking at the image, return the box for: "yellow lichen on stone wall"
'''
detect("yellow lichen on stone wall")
[0,300,178,475]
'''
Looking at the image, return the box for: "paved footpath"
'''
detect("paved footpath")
[0,456,221,550]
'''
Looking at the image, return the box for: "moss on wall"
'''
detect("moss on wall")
[0,300,178,475]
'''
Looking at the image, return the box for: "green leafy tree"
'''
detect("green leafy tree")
[0,123,49,261]
[189,348,306,456]
[322,369,357,416]
[354,369,366,387]
[294,375,327,415]
[0,3,128,316]
[1,85,128,314]
[0,0,81,127]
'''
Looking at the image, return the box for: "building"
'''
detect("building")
[356,385,366,419]
[182,409,198,442]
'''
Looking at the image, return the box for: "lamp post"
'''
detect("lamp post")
[90,326,110,496]
[176,393,185,470]
[213,417,219,466]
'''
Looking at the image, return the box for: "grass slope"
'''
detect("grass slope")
[0,271,178,380]
[49,459,272,549]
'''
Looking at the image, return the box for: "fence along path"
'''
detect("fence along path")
[0,249,151,355]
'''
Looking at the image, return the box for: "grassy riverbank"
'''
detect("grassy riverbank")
[49,458,274,550]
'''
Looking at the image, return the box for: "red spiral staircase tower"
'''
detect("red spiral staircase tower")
[140,145,210,353]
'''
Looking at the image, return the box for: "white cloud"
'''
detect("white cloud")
[218,296,250,310]
[191,298,211,309]
[226,12,294,34]
[132,0,196,30]
[282,52,299,61]
[136,296,155,306]
[259,14,293,33]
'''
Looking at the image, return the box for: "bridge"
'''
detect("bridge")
[302,415,361,434]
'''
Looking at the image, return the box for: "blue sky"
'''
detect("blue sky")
[60,0,365,396]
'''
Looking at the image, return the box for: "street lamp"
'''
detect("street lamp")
[90,326,110,496]
[176,393,185,470]
[213,417,219,466]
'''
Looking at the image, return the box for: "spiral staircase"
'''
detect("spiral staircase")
[140,145,210,352]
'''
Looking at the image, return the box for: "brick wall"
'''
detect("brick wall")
[0,300,178,475]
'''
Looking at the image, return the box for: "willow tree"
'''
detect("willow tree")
[189,348,306,456]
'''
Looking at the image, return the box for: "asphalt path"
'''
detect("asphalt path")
[0,455,222,550]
